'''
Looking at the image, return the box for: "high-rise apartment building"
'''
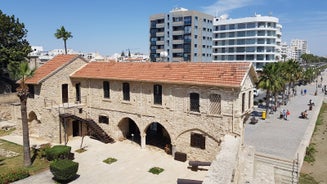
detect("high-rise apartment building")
[149,8,213,62]
[290,39,308,62]
[212,14,282,70]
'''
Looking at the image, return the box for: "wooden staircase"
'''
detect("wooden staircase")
[60,113,115,144]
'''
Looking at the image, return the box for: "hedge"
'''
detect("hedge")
[50,159,79,182]
[46,145,71,161]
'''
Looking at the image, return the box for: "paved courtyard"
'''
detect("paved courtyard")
[0,135,207,184]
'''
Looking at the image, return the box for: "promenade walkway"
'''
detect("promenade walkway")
[245,70,327,161]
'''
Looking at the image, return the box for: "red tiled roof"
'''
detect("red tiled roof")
[26,54,80,84]
[71,62,253,87]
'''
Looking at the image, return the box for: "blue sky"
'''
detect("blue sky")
[1,0,327,56]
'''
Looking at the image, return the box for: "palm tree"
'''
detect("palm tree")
[258,62,284,113]
[282,60,302,96]
[54,26,73,54]
[15,62,35,166]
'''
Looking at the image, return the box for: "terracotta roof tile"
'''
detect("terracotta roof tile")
[26,54,79,84]
[71,62,252,87]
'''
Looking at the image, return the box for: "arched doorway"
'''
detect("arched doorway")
[145,122,171,154]
[118,118,141,145]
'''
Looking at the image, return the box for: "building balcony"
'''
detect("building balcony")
[172,21,184,26]
[156,49,165,53]
[156,32,165,37]
[172,56,183,62]
[172,40,184,44]
[172,48,183,53]
[172,30,184,35]
[156,23,165,28]
[156,40,165,45]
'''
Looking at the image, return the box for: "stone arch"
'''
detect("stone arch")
[117,117,141,145]
[176,128,221,145]
[144,122,172,154]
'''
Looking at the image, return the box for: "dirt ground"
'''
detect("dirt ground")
[301,111,327,183]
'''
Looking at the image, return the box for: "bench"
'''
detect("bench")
[177,178,203,184]
[188,161,211,171]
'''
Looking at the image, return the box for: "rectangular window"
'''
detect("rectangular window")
[209,94,221,114]
[190,93,200,112]
[242,93,245,113]
[99,115,109,124]
[248,91,252,109]
[190,133,205,149]
[123,83,130,101]
[153,84,162,105]
[103,81,110,99]
[28,85,35,99]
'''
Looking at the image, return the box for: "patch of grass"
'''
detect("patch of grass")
[0,128,16,137]
[299,173,319,184]
[75,148,87,153]
[103,157,117,165]
[148,167,164,175]
[316,103,327,126]
[0,139,50,176]
[304,143,316,163]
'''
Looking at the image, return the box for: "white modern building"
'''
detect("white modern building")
[212,14,282,70]
[289,39,308,62]
[149,8,213,62]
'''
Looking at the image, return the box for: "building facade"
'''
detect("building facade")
[212,14,282,70]
[289,39,308,62]
[16,54,257,162]
[149,8,213,62]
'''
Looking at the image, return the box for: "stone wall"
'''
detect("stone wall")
[203,135,241,184]
[0,93,19,104]
[24,57,88,142]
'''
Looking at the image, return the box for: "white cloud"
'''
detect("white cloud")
[202,0,256,16]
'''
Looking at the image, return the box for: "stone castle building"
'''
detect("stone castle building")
[15,54,257,162]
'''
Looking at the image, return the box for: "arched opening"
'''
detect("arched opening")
[145,122,171,154]
[28,111,40,123]
[118,118,141,145]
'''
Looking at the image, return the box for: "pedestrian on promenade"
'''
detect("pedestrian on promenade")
[304,89,307,95]
[282,109,286,120]
[301,89,303,95]
[285,109,290,120]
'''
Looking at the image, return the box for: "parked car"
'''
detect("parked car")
[253,88,259,97]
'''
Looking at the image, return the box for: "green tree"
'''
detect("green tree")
[258,62,284,112]
[282,60,302,95]
[13,62,35,166]
[0,10,31,77]
[54,26,73,54]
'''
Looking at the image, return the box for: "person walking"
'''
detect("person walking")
[285,109,290,120]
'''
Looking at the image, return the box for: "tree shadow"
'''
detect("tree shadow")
[52,174,80,184]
